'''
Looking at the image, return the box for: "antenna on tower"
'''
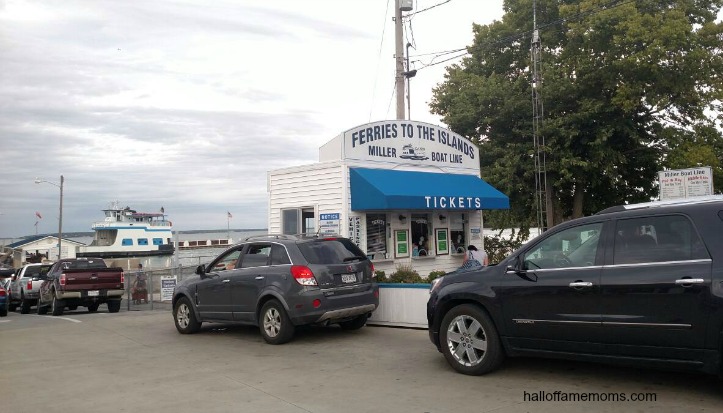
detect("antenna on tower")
[531,0,550,232]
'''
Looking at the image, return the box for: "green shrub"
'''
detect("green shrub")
[484,229,528,264]
[374,270,386,281]
[388,264,423,283]
[426,270,447,283]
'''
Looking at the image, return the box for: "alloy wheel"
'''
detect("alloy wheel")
[176,303,190,329]
[446,314,488,367]
[263,308,281,338]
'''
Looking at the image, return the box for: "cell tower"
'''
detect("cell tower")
[531,0,549,232]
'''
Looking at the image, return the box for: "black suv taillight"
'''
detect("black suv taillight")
[291,265,317,286]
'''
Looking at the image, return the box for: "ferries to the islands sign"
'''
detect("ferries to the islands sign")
[333,120,479,171]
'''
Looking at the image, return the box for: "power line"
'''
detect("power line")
[407,15,417,49]
[409,48,465,58]
[406,0,452,17]
[386,78,398,118]
[369,0,392,122]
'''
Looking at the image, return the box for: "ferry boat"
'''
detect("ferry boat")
[77,203,174,258]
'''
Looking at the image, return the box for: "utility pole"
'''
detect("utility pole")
[395,0,406,119]
[406,42,413,120]
[35,175,64,259]
[58,175,64,259]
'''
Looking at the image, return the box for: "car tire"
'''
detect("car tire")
[107,300,121,313]
[37,299,48,315]
[0,301,7,317]
[339,314,368,330]
[51,294,65,316]
[20,294,31,314]
[259,299,294,345]
[173,297,201,334]
[87,303,99,313]
[439,304,504,376]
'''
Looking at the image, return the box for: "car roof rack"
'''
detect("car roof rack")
[243,234,299,241]
[596,195,723,215]
[294,233,343,239]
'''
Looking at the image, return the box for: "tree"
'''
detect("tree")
[662,124,723,193]
[430,0,723,229]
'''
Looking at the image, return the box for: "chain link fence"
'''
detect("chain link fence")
[122,266,199,312]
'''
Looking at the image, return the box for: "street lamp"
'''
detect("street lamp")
[35,175,64,260]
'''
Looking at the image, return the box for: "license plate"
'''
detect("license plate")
[88,290,99,297]
[341,273,356,284]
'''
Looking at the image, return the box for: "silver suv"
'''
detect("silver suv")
[172,235,379,344]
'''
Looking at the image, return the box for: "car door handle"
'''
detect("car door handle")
[675,278,704,285]
[222,279,231,283]
[569,282,593,288]
[255,276,265,280]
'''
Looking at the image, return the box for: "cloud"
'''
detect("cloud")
[0,0,505,238]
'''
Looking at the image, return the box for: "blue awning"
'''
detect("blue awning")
[349,168,510,211]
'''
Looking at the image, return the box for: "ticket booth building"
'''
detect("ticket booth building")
[267,120,509,276]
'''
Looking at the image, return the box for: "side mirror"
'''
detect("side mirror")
[505,256,524,274]
[195,264,206,277]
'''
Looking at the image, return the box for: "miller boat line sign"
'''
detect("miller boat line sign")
[338,120,480,171]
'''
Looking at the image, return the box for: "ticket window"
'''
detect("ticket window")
[365,213,388,260]
[411,213,432,257]
[450,214,467,254]
[302,208,315,235]
[282,207,315,235]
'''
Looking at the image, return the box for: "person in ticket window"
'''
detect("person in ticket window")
[461,245,488,269]
[412,243,420,257]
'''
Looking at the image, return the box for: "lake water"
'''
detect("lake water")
[69,229,267,270]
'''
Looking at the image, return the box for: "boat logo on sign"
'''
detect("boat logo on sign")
[399,144,429,161]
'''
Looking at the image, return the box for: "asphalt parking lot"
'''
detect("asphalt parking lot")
[1,309,722,413]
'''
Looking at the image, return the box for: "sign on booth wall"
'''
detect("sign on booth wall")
[395,230,409,258]
[319,213,340,235]
[348,216,361,246]
[658,167,713,201]
[435,228,449,255]
[341,120,479,171]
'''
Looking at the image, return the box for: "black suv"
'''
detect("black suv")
[172,235,379,344]
[428,196,723,375]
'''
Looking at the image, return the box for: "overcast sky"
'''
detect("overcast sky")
[0,0,506,238]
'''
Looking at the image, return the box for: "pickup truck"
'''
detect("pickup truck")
[37,258,125,316]
[8,263,53,313]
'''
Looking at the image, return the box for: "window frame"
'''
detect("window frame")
[208,245,245,272]
[239,243,272,269]
[522,222,605,271]
[365,213,388,260]
[612,214,710,265]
